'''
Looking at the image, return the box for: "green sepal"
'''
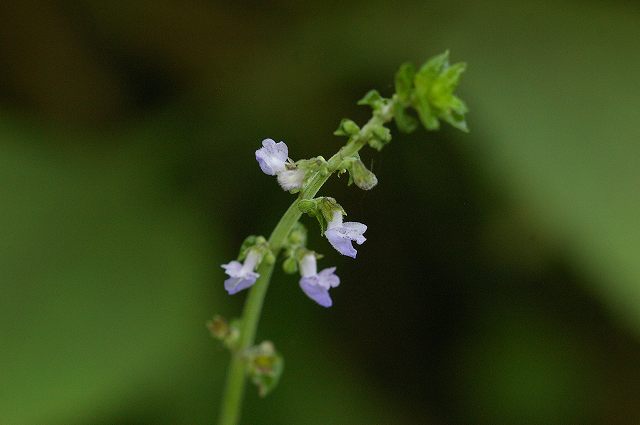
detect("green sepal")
[298,197,344,234]
[237,235,258,261]
[237,235,269,264]
[297,198,324,232]
[298,199,318,214]
[414,93,440,130]
[316,197,344,233]
[357,89,384,107]
[394,62,416,103]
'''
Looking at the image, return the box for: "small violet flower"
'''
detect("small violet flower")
[221,250,262,295]
[325,211,367,258]
[298,253,340,307]
[277,168,305,191]
[255,139,288,175]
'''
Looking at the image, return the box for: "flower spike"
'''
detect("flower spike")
[215,52,469,403]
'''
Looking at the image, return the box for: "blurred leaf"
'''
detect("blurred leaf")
[0,120,220,424]
[357,89,384,107]
[441,1,640,330]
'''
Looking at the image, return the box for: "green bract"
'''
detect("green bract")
[237,235,268,261]
[357,89,385,108]
[412,51,468,132]
[334,119,360,137]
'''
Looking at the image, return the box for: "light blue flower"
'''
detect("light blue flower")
[325,211,367,258]
[255,139,288,175]
[221,250,261,295]
[298,253,340,307]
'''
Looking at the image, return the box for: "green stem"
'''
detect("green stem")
[217,100,395,425]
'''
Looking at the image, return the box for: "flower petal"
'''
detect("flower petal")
[224,271,259,295]
[255,139,288,175]
[343,221,367,244]
[317,267,340,288]
[325,228,358,258]
[221,261,243,276]
[299,277,333,307]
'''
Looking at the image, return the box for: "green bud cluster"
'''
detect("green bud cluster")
[394,50,468,133]
[281,222,308,274]
[324,51,467,212]
[245,341,284,398]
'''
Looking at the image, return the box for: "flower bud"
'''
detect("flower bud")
[333,118,360,137]
[264,250,276,265]
[282,257,298,274]
[349,158,378,190]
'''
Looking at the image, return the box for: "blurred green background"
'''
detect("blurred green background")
[1,0,639,424]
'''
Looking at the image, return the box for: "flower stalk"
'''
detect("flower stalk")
[216,51,469,425]
[217,106,394,424]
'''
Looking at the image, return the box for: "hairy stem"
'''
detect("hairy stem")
[217,99,395,425]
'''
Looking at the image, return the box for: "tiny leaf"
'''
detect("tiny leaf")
[357,90,383,107]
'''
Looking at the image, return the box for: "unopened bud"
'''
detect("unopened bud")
[349,158,378,190]
[264,250,276,265]
[282,257,298,274]
[333,119,360,137]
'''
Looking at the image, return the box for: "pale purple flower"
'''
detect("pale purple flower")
[277,168,305,191]
[221,250,261,295]
[298,253,340,307]
[325,211,367,258]
[255,139,288,175]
